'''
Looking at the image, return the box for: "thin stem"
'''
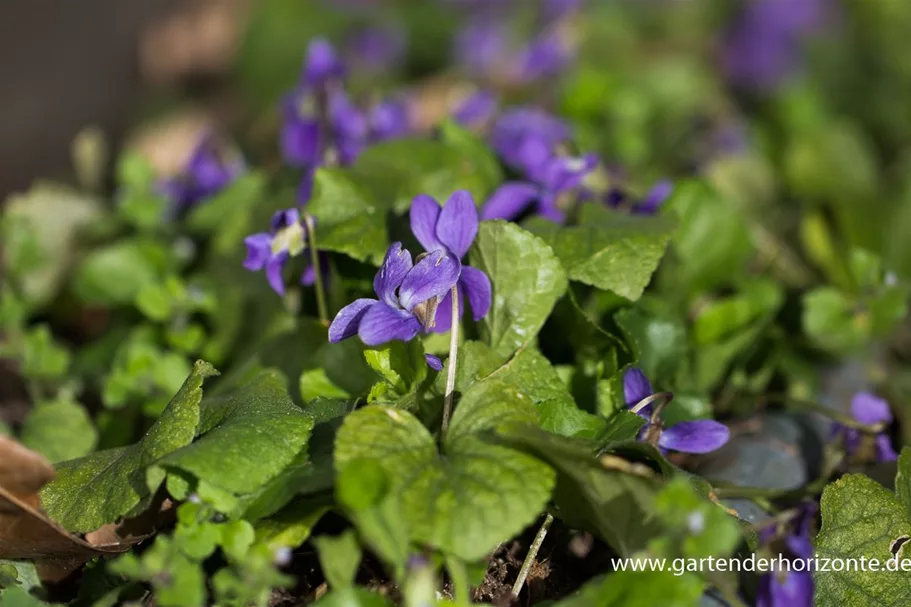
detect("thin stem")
[445,556,470,606]
[303,213,329,326]
[752,392,885,433]
[441,286,460,436]
[511,513,554,599]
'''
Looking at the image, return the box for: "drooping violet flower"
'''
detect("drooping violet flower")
[757,502,816,607]
[482,152,598,223]
[623,367,730,454]
[451,90,498,131]
[833,392,897,462]
[410,191,492,332]
[243,209,314,296]
[158,135,244,210]
[605,179,674,215]
[514,29,572,82]
[328,243,461,346]
[302,38,346,87]
[721,0,828,92]
[426,354,444,371]
[489,107,569,173]
[368,97,413,142]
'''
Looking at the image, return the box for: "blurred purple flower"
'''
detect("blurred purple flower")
[346,26,406,74]
[721,0,828,91]
[243,208,314,296]
[482,152,598,223]
[833,392,897,462]
[605,179,674,215]
[757,502,816,607]
[302,38,346,87]
[328,243,462,346]
[455,20,511,77]
[452,90,499,130]
[410,191,492,332]
[426,354,444,371]
[158,135,244,210]
[622,367,730,454]
[490,107,569,173]
[514,30,572,81]
[369,97,413,142]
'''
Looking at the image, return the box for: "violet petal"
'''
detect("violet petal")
[398,250,462,312]
[460,266,492,321]
[658,420,730,454]
[425,354,444,372]
[481,182,540,221]
[328,298,377,343]
[436,190,478,258]
[410,194,444,251]
[358,303,422,346]
[623,367,654,406]
[850,392,892,425]
[373,242,414,307]
[243,233,273,271]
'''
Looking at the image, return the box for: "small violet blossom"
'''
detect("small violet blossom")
[833,392,897,462]
[452,90,499,131]
[757,502,816,607]
[280,39,411,203]
[482,152,598,223]
[328,243,461,346]
[721,0,828,91]
[623,367,730,454]
[410,191,492,332]
[243,208,315,296]
[489,107,569,173]
[158,135,244,210]
[605,179,674,215]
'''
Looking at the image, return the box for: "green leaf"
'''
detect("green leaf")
[72,240,163,306]
[2,183,104,305]
[314,588,394,607]
[20,396,97,463]
[308,168,389,265]
[652,477,741,559]
[597,411,647,446]
[528,204,674,301]
[803,287,867,352]
[814,474,911,606]
[157,370,313,497]
[896,448,911,521]
[552,570,704,607]
[498,427,663,556]
[41,361,218,532]
[19,325,70,382]
[692,279,783,345]
[448,341,607,438]
[470,221,567,357]
[315,530,363,589]
[186,173,266,255]
[363,340,427,397]
[351,138,499,214]
[254,497,331,550]
[439,121,503,201]
[664,180,753,294]
[614,306,687,381]
[335,387,556,561]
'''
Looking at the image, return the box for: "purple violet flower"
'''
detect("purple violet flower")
[757,503,816,607]
[490,107,569,173]
[368,97,413,142]
[426,354,444,371]
[622,367,730,454]
[721,0,827,92]
[302,38,346,87]
[158,135,244,210]
[482,152,598,223]
[452,91,499,131]
[328,243,462,346]
[605,179,674,215]
[833,392,897,462]
[514,29,572,81]
[410,191,492,332]
[455,20,511,79]
[243,208,314,296]
[346,26,406,74]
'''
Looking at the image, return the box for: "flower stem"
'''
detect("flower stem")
[441,286,460,436]
[303,213,329,326]
[511,513,554,599]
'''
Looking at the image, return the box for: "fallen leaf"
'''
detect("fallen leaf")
[0,436,158,582]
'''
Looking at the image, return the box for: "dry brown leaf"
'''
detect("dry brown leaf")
[0,436,160,581]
